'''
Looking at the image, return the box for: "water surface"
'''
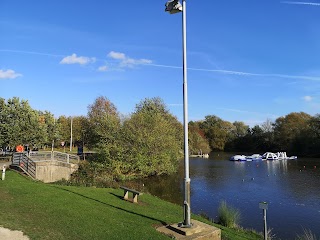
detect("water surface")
[142,153,320,239]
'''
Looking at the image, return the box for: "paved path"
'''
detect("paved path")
[0,227,29,240]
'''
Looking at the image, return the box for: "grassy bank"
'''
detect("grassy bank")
[0,170,261,240]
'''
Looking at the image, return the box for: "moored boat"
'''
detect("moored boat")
[230,155,246,161]
[246,154,262,161]
[262,152,278,160]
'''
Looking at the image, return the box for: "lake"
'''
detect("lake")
[139,152,320,239]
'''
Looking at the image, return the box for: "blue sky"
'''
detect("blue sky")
[1,0,320,126]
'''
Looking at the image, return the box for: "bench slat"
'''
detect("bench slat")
[120,186,143,203]
[120,186,142,195]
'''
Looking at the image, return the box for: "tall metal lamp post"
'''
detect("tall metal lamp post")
[165,0,191,228]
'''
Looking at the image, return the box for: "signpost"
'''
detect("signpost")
[259,202,268,240]
[16,145,24,153]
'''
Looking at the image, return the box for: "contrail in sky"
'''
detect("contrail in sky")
[2,49,320,82]
[281,1,320,6]
[146,63,320,82]
[0,49,64,58]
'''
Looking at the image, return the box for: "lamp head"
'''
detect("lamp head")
[165,0,182,14]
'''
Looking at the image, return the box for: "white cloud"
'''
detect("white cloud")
[107,51,152,68]
[98,66,108,72]
[0,69,22,79]
[303,95,313,102]
[281,1,320,6]
[60,53,95,65]
[108,51,126,60]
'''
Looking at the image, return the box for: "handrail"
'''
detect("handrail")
[12,153,36,179]
[12,151,80,180]
[29,151,80,164]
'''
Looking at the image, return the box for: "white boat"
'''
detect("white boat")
[230,155,246,161]
[230,152,297,161]
[276,152,288,160]
[262,152,278,160]
[246,154,262,161]
[262,152,298,160]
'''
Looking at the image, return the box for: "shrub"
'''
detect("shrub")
[218,200,241,228]
[296,228,317,240]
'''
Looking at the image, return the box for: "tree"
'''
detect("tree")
[39,111,61,149]
[273,112,311,152]
[57,116,70,147]
[1,97,48,148]
[120,97,183,177]
[0,98,8,147]
[189,121,210,154]
[293,114,320,156]
[87,96,121,160]
[200,115,234,151]
[231,121,249,138]
[70,116,88,147]
[261,118,274,133]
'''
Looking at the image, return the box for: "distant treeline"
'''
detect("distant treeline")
[190,112,320,157]
[1,96,319,182]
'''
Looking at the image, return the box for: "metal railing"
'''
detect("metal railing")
[29,151,80,164]
[12,151,80,180]
[12,153,36,179]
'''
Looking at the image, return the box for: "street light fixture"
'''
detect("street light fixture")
[165,0,191,228]
[165,0,182,13]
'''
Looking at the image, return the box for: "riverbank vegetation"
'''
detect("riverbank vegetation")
[217,200,241,228]
[1,96,320,183]
[296,228,318,240]
[0,171,263,240]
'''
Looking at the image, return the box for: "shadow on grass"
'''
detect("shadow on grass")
[51,186,168,226]
[109,192,123,201]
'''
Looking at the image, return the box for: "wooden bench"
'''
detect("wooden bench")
[120,186,143,203]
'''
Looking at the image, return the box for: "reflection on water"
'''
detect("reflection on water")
[139,152,320,239]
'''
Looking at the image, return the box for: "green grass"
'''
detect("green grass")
[218,200,241,228]
[0,170,262,240]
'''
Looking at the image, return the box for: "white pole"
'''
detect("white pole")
[2,165,6,180]
[182,0,191,227]
[263,208,267,240]
[51,118,55,152]
[70,117,73,152]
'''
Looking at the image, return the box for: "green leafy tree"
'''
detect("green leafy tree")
[70,116,88,147]
[38,111,61,149]
[87,96,121,161]
[308,114,320,156]
[0,98,8,147]
[200,115,233,151]
[57,115,71,147]
[2,97,48,148]
[232,121,249,138]
[120,97,183,177]
[273,112,311,152]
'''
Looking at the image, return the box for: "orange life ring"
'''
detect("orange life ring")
[16,145,24,152]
